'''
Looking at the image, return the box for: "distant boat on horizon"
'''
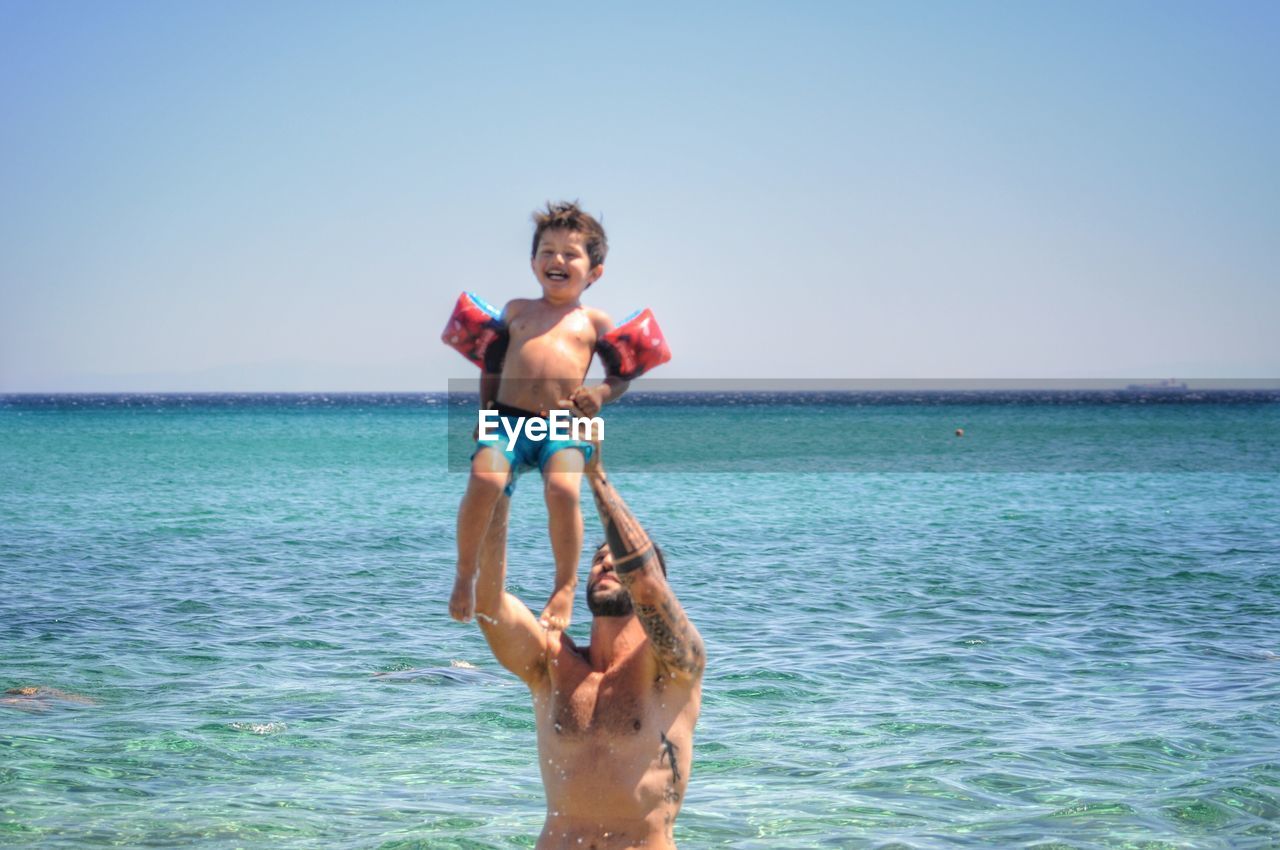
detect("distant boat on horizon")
[1125,379,1189,392]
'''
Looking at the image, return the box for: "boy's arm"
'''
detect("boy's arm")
[594,310,631,405]
[479,372,501,409]
[479,301,519,408]
[480,373,501,409]
[586,453,704,680]
[567,377,628,416]
[599,375,630,404]
[474,497,550,685]
[563,311,630,416]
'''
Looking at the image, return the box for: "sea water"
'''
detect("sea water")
[2,392,1278,849]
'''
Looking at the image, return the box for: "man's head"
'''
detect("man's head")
[530,202,608,294]
[585,542,666,618]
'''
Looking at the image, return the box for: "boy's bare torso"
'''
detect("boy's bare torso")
[499,298,608,413]
[530,636,700,850]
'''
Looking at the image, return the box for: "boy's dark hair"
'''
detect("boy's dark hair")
[532,201,608,270]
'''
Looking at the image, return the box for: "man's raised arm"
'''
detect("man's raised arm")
[473,497,549,685]
[587,454,705,679]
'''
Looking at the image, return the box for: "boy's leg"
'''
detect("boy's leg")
[539,448,586,630]
[452,447,511,623]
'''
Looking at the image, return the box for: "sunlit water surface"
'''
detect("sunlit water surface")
[2,394,1278,848]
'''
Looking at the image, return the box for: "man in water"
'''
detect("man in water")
[471,445,704,849]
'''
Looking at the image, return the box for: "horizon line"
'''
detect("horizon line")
[4,378,1280,396]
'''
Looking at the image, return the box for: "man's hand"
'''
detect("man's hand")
[584,437,603,479]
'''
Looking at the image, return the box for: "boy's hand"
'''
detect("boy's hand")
[562,385,608,418]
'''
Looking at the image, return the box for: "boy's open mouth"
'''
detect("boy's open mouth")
[546,270,568,281]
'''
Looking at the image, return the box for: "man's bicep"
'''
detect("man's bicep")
[478,593,548,684]
[632,577,705,679]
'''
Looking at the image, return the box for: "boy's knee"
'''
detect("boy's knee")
[471,447,510,475]
[469,469,507,497]
[543,448,586,476]
[543,476,581,506]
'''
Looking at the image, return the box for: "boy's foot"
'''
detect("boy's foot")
[538,583,576,631]
[449,569,477,623]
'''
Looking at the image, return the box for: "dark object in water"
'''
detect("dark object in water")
[371,663,500,685]
[2,686,96,712]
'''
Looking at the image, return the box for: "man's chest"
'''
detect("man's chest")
[541,662,668,739]
[554,679,644,738]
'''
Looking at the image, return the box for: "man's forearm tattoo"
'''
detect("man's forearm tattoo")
[634,598,705,676]
[590,472,704,675]
[590,472,657,575]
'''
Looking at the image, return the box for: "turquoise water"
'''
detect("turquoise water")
[3,394,1279,848]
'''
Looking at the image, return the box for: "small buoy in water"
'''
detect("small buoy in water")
[955,428,964,437]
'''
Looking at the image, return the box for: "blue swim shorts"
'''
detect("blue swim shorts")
[473,402,595,496]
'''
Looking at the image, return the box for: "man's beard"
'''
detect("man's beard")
[587,582,633,618]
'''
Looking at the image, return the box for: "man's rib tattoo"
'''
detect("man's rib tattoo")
[659,731,682,785]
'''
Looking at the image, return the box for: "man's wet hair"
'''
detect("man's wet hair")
[532,201,608,270]
[596,540,666,577]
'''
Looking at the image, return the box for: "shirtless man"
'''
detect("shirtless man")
[473,445,704,849]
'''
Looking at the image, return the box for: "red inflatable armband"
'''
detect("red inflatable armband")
[441,292,505,369]
[596,308,672,380]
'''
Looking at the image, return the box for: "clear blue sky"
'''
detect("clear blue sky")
[2,0,1277,391]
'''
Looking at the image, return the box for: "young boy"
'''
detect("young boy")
[450,202,629,630]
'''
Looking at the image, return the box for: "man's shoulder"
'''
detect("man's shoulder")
[548,631,589,662]
[531,632,591,689]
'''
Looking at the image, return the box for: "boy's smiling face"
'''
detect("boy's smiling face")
[532,228,603,302]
